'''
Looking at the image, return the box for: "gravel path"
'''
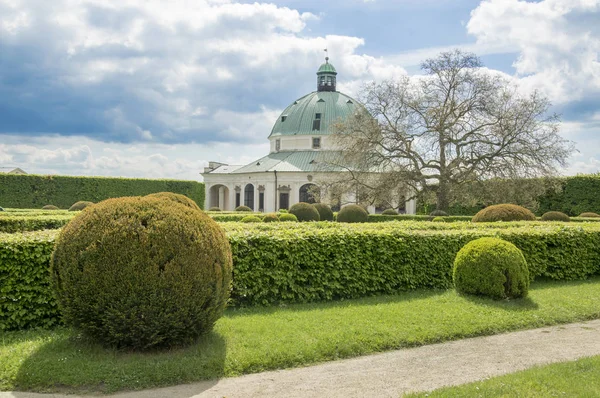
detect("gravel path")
[3,319,600,398]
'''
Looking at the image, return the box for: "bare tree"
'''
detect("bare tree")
[326,50,575,211]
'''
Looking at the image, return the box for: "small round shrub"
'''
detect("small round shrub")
[472,204,536,223]
[262,213,279,222]
[42,205,60,210]
[579,212,600,218]
[208,207,222,211]
[382,208,398,215]
[541,211,570,222]
[68,201,94,212]
[312,203,334,221]
[146,192,200,211]
[278,209,288,213]
[337,204,368,223]
[51,196,232,350]
[430,209,448,217]
[289,202,320,222]
[279,213,298,222]
[235,205,252,212]
[241,215,262,223]
[453,237,529,300]
[432,216,446,222]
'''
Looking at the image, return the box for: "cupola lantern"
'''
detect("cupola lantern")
[317,56,337,92]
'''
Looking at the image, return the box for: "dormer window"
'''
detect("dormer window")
[312,113,322,131]
[312,137,321,149]
[281,116,287,122]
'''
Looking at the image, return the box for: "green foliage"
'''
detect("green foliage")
[368,214,472,222]
[42,205,59,210]
[289,202,320,222]
[278,209,288,213]
[580,212,600,218]
[262,213,279,222]
[541,211,570,222]
[472,204,536,222]
[235,206,252,212]
[0,214,73,233]
[0,231,59,331]
[337,204,368,223]
[210,213,253,222]
[432,216,446,222]
[430,210,448,217]
[279,213,298,222]
[382,208,398,215]
[68,201,94,211]
[538,175,600,216]
[145,192,201,211]
[453,237,529,299]
[312,203,334,221]
[208,207,222,211]
[50,196,232,349]
[241,215,262,223]
[0,174,204,209]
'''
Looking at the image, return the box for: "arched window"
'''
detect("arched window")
[244,184,254,210]
[299,183,319,204]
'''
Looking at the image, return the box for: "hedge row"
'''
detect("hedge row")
[0,174,204,209]
[3,222,600,330]
[0,215,73,233]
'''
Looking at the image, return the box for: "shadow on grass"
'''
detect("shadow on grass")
[529,276,600,291]
[460,293,539,311]
[12,329,227,396]
[226,287,451,318]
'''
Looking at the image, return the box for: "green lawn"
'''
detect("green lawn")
[407,355,600,397]
[2,278,600,394]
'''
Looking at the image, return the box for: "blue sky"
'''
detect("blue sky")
[0,0,598,179]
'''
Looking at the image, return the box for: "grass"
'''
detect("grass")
[407,355,600,397]
[2,278,600,394]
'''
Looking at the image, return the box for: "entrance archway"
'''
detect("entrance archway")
[208,184,230,210]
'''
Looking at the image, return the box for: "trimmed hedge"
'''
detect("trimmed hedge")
[241,215,262,223]
[382,208,398,215]
[68,201,94,212]
[289,202,320,222]
[0,215,73,233]
[580,212,600,218]
[235,206,252,212]
[472,204,536,222]
[0,174,204,209]
[145,192,201,211]
[337,204,368,223]
[541,211,570,222]
[4,222,600,329]
[312,203,334,221]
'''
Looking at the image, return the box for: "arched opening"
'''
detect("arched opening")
[208,184,230,210]
[299,183,320,204]
[244,184,255,210]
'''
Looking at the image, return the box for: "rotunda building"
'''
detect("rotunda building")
[201,58,416,214]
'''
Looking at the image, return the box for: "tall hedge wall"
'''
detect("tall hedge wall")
[0,174,205,209]
[3,222,600,330]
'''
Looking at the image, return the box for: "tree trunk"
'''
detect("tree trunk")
[436,179,450,212]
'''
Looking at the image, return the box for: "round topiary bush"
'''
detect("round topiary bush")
[51,196,232,350]
[453,237,529,300]
[432,216,446,222]
[541,211,570,222]
[382,208,398,215]
[241,215,262,223]
[42,205,60,210]
[262,213,279,222]
[279,213,298,222]
[579,212,600,218]
[68,201,94,212]
[208,207,222,212]
[337,204,369,223]
[472,204,536,223]
[289,202,320,222]
[312,203,334,221]
[278,209,288,213]
[235,205,252,212]
[430,209,449,217]
[146,192,200,211]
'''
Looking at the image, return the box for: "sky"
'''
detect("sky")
[0,0,599,180]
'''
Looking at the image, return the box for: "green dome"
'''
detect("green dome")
[317,61,337,75]
[269,91,360,137]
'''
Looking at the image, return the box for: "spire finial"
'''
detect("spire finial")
[324,48,329,63]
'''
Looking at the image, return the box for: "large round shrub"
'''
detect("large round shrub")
[337,204,368,223]
[541,211,570,222]
[382,208,398,215]
[289,202,320,222]
[453,237,529,300]
[279,213,298,222]
[235,205,252,212]
[51,196,232,350]
[262,213,279,222]
[241,215,262,223]
[579,212,600,218]
[430,209,448,217]
[472,204,536,222]
[146,192,200,211]
[68,201,94,211]
[208,207,222,212]
[42,205,60,210]
[312,203,334,221]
